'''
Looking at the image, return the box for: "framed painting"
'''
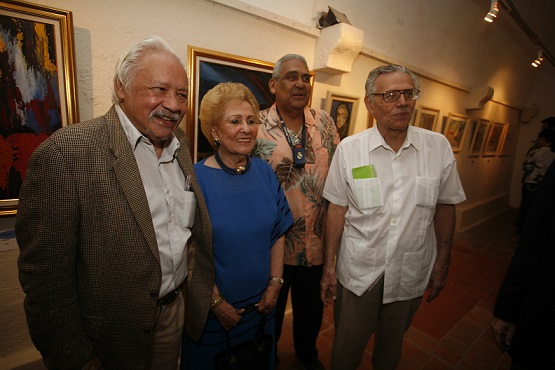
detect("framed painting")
[468,119,490,157]
[483,122,506,156]
[0,1,78,216]
[498,124,518,156]
[325,92,359,140]
[414,106,440,131]
[443,113,470,153]
[187,46,277,162]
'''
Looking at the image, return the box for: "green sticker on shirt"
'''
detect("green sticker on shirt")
[352,164,377,179]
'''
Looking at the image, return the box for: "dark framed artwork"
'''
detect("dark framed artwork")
[325,91,359,140]
[443,113,470,153]
[483,122,506,156]
[0,1,78,216]
[468,118,490,157]
[414,105,440,131]
[187,46,276,162]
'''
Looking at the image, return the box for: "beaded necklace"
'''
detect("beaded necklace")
[214,151,251,175]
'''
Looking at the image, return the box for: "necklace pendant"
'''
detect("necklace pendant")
[214,151,251,175]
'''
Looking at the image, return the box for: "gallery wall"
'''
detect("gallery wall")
[1,0,555,366]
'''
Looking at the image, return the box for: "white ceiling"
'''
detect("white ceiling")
[228,0,555,107]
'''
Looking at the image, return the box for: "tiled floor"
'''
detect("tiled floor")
[277,209,518,370]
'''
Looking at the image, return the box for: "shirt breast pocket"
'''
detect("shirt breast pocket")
[353,178,383,209]
[415,176,440,208]
[180,191,197,229]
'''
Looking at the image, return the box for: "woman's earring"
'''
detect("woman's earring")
[214,137,220,146]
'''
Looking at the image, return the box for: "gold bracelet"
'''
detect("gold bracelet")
[210,293,224,310]
[269,276,284,284]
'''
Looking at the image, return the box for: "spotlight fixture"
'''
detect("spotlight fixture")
[532,48,544,67]
[484,0,499,23]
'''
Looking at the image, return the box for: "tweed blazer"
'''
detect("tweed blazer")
[16,106,215,369]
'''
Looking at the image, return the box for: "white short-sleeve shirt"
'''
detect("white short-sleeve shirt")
[323,126,466,303]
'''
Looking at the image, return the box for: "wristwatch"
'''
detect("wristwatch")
[269,276,284,284]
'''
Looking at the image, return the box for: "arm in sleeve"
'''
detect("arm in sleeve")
[16,140,95,369]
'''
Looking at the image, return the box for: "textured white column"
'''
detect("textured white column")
[314,23,364,75]
[465,86,494,110]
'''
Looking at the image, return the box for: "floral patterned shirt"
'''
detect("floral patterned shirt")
[254,104,340,267]
[522,146,555,185]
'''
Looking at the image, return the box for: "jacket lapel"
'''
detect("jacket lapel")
[105,106,160,262]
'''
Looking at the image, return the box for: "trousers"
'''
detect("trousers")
[331,277,421,370]
[274,264,324,362]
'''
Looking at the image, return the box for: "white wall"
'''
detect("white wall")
[1,0,554,366]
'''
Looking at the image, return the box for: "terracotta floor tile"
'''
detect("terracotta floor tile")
[404,326,439,353]
[433,336,469,367]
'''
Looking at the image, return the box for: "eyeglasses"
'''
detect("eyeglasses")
[371,89,420,103]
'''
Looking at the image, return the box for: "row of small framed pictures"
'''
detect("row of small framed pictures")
[413,106,517,157]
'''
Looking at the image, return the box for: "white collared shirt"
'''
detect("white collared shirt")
[116,105,194,298]
[323,125,466,303]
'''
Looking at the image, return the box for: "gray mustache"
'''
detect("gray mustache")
[150,110,180,122]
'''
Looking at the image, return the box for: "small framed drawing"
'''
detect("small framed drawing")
[0,1,78,216]
[468,119,491,157]
[414,106,440,131]
[498,124,518,156]
[325,92,359,141]
[483,122,506,156]
[443,113,470,152]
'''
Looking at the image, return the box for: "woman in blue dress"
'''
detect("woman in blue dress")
[181,82,293,370]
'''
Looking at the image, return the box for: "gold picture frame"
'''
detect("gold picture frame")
[325,91,359,140]
[468,118,491,157]
[498,124,518,157]
[187,47,276,162]
[483,122,506,156]
[414,105,440,131]
[0,0,78,216]
[443,113,470,153]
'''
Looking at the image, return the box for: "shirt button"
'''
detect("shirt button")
[143,327,152,334]
[150,292,158,298]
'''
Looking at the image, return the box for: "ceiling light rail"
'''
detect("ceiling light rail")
[484,0,554,69]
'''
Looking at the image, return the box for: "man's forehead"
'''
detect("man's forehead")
[375,72,413,87]
[281,59,309,74]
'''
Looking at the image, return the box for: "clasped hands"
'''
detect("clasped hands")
[212,283,281,330]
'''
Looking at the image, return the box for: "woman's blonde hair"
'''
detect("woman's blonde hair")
[200,82,260,149]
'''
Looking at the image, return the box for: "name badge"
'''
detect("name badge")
[292,146,306,167]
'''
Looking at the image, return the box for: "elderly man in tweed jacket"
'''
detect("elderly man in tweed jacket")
[16,36,214,369]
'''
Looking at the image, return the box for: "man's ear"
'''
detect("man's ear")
[269,78,277,95]
[364,96,373,115]
[115,80,126,101]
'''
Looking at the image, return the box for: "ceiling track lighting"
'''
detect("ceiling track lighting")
[484,0,499,23]
[532,48,544,67]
